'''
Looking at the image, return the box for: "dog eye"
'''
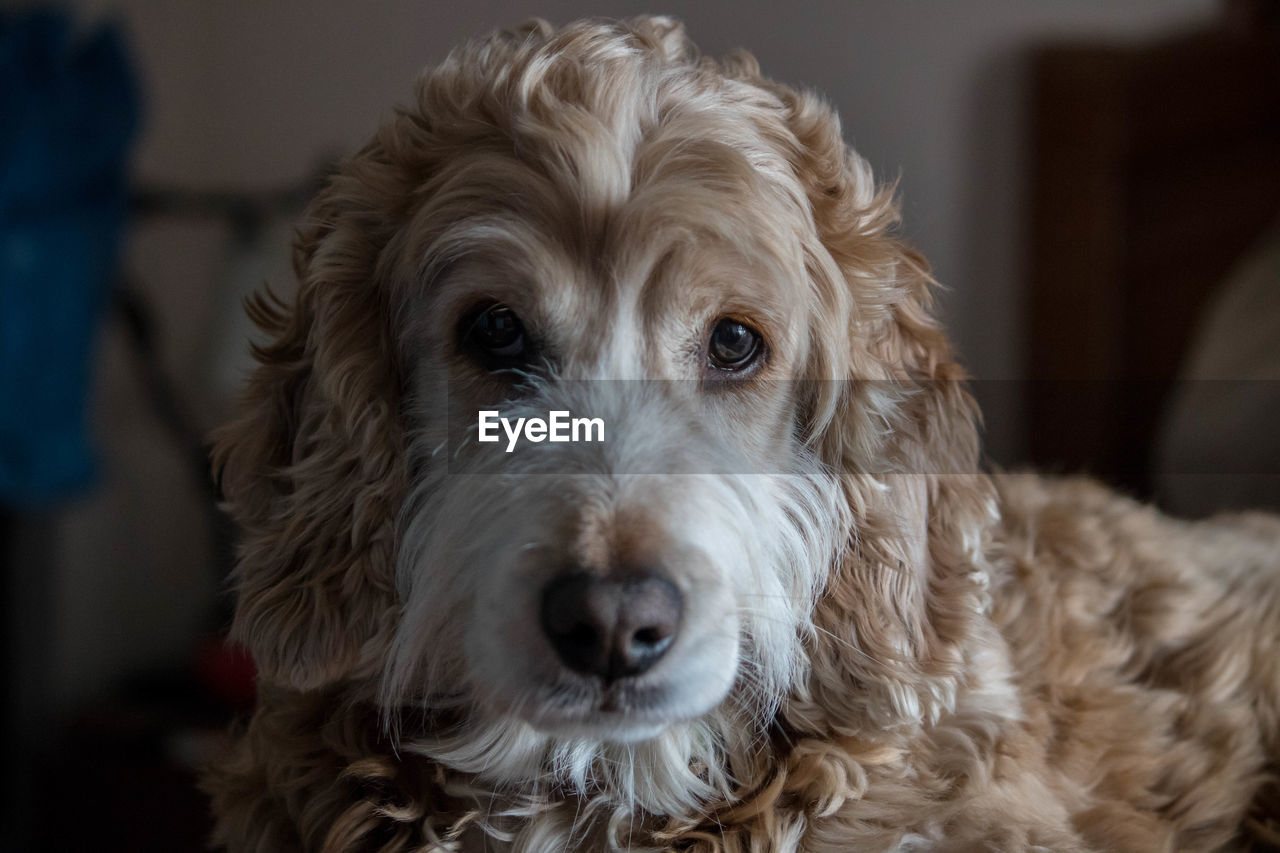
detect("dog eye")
[707,318,762,371]
[465,304,529,363]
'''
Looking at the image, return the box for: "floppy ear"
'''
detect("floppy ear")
[768,84,995,734]
[212,151,409,692]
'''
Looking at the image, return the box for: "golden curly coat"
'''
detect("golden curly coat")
[206,16,1280,852]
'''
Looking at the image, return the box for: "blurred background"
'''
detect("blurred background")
[1,1,1276,849]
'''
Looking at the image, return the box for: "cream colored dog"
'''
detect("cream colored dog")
[207,17,1280,852]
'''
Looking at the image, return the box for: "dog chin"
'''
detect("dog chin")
[494,677,734,745]
[526,712,672,744]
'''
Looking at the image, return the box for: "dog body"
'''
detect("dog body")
[207,18,1280,852]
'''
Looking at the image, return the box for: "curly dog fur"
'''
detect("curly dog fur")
[205,16,1280,852]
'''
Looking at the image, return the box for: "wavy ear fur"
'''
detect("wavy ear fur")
[756,79,995,734]
[210,14,701,696]
[212,149,409,692]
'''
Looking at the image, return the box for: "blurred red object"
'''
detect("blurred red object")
[194,633,256,708]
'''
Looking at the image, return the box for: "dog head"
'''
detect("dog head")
[215,15,990,817]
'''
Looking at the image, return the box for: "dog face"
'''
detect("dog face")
[383,65,853,743]
[215,16,986,812]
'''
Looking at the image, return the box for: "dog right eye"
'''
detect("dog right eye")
[707,317,763,372]
[463,304,530,366]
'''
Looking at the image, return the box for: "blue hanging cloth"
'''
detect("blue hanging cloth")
[0,9,140,507]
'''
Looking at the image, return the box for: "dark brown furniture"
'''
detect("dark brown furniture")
[1027,18,1280,499]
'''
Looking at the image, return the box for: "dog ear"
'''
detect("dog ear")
[772,86,995,734]
[212,154,408,692]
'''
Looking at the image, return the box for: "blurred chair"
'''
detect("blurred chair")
[1026,2,1280,509]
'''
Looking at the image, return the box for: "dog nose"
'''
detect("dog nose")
[540,572,682,682]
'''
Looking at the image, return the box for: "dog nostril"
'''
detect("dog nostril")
[540,572,682,683]
[632,626,667,647]
[567,624,599,646]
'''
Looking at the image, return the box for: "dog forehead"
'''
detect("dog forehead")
[416,126,810,365]
[571,105,812,306]
[401,36,820,371]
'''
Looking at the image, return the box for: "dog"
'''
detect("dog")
[206,16,1280,852]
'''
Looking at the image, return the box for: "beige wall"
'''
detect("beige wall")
[51,0,1215,710]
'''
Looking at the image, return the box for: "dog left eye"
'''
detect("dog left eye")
[708,318,762,371]
[465,304,529,363]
